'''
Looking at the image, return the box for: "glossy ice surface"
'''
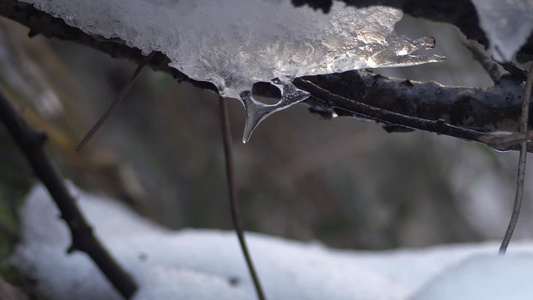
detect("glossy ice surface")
[21,0,444,140]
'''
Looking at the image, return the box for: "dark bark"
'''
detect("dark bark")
[0,88,138,299]
[299,70,527,133]
[295,75,533,152]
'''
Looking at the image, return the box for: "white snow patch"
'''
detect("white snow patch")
[412,254,533,300]
[10,185,533,299]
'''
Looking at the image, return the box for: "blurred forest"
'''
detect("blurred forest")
[1,13,533,258]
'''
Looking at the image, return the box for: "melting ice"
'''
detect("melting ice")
[21,0,444,142]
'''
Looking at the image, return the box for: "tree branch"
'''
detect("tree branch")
[295,69,533,150]
[499,62,533,254]
[0,88,138,299]
[0,0,217,92]
[294,76,532,152]
[300,70,527,133]
[464,40,503,84]
[1,0,532,152]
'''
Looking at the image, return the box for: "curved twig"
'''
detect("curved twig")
[500,62,533,254]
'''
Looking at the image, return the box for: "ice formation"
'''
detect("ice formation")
[10,184,533,300]
[21,0,444,141]
[471,0,533,62]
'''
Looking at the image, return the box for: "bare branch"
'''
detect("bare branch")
[499,62,533,254]
[499,62,528,82]
[294,73,533,152]
[464,40,503,84]
[2,0,533,151]
[299,69,527,133]
[0,88,138,299]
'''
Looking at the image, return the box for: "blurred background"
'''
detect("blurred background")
[1,13,532,259]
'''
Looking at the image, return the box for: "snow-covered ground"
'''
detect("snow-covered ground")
[10,185,533,300]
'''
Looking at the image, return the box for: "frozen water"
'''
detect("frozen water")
[10,185,533,299]
[471,0,533,62]
[21,0,444,141]
[241,78,310,142]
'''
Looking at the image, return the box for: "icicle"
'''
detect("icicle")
[241,78,309,143]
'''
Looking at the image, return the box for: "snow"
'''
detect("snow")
[9,184,533,300]
[20,0,444,142]
[412,254,533,300]
[471,0,533,62]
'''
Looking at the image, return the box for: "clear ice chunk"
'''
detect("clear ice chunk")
[20,0,445,141]
[241,78,309,143]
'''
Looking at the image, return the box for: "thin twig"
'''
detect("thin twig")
[478,131,533,150]
[464,40,502,84]
[76,51,155,151]
[293,78,526,151]
[219,96,266,300]
[499,62,533,254]
[0,88,138,299]
[499,62,527,81]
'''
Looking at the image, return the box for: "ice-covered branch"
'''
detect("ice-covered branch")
[9,0,451,141]
[1,0,531,150]
[0,0,211,89]
[294,1,481,40]
[293,0,533,63]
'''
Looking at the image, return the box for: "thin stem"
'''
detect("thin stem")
[76,51,155,151]
[499,62,533,254]
[293,78,526,151]
[219,96,266,300]
[0,88,137,298]
[464,40,502,84]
